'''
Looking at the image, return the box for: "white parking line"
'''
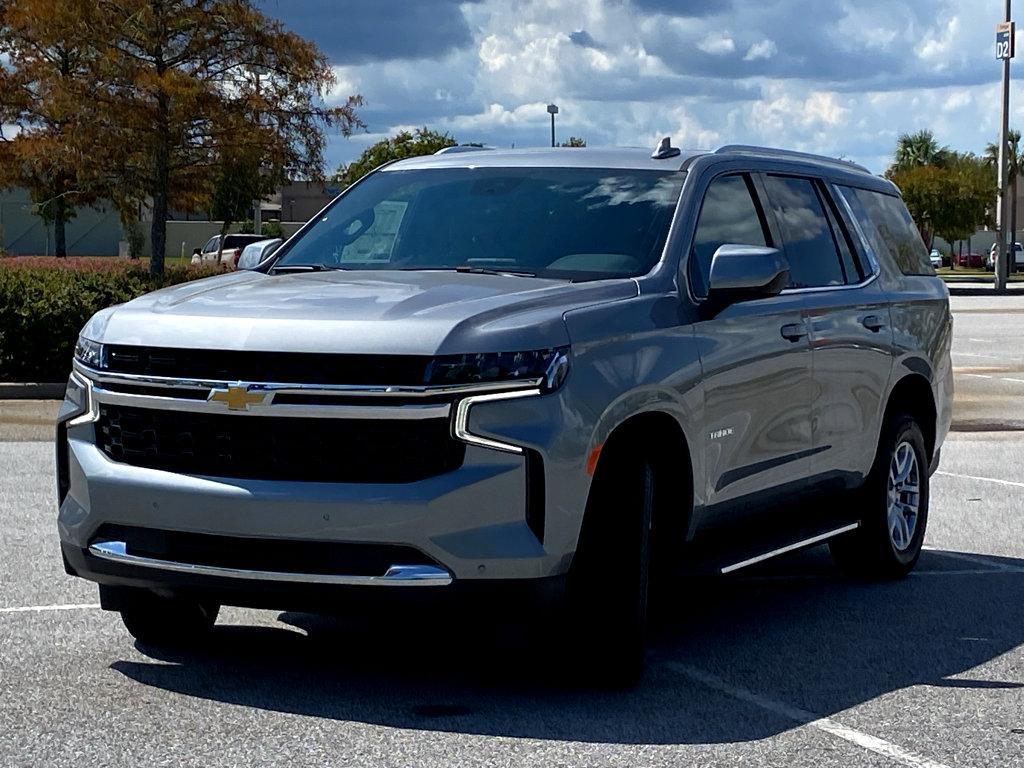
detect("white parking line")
[662,662,948,768]
[934,470,1024,489]
[0,602,99,614]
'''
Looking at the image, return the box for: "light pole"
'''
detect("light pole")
[547,103,559,147]
[996,3,1014,290]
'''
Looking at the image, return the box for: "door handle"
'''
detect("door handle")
[861,315,885,332]
[780,323,808,342]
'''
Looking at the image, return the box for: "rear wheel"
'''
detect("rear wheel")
[830,413,929,579]
[567,445,653,686]
[119,595,219,647]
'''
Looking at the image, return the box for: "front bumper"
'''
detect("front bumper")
[56,370,591,599]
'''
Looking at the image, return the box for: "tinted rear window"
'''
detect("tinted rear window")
[837,187,934,276]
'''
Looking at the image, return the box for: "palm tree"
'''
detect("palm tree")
[985,129,1024,270]
[893,129,951,171]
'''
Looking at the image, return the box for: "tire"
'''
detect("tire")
[830,413,929,579]
[566,444,653,686]
[119,595,219,647]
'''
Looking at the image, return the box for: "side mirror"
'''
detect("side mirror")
[707,244,789,303]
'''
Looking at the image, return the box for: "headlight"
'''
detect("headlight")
[427,346,570,392]
[74,336,105,369]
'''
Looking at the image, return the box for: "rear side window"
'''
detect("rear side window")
[689,174,770,297]
[762,175,845,289]
[836,186,934,276]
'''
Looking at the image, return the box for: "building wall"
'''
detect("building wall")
[0,189,122,257]
[1,188,308,258]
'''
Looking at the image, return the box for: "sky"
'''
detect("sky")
[254,0,1024,175]
[4,2,1017,175]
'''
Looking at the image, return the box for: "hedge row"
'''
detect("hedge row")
[0,258,224,383]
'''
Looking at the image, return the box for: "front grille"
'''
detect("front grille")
[91,525,440,576]
[97,404,465,483]
[104,345,433,385]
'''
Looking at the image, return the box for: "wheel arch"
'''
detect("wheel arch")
[582,409,696,563]
[881,373,937,463]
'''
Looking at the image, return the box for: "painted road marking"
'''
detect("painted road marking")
[0,602,99,614]
[662,661,948,768]
[935,470,1024,489]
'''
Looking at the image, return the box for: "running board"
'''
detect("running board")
[719,522,859,574]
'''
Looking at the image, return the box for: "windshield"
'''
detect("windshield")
[273,167,685,280]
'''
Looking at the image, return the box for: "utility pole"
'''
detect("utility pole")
[547,103,559,147]
[996,4,1014,290]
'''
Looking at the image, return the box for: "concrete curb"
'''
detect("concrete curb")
[0,383,65,399]
[947,286,1024,296]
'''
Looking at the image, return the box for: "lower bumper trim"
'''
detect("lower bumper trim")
[87,540,454,587]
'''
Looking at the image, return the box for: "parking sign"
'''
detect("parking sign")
[997,21,1015,60]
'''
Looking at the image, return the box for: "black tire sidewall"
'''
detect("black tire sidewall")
[862,415,930,572]
[567,447,653,679]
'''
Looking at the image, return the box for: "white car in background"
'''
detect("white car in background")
[929,249,942,269]
[191,234,269,269]
[237,238,283,270]
[986,242,1024,271]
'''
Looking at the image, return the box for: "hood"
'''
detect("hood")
[84,269,637,355]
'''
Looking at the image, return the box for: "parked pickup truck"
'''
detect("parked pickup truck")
[58,142,952,683]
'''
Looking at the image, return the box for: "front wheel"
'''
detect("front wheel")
[830,414,929,579]
[119,595,220,647]
[566,446,653,686]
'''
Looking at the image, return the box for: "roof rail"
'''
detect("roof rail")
[434,144,494,155]
[714,145,871,174]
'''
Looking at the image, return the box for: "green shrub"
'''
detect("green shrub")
[0,258,224,382]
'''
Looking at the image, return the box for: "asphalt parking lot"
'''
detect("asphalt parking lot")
[2,294,1023,767]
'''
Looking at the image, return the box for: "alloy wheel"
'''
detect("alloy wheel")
[886,440,920,551]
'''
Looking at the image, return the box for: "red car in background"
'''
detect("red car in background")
[954,251,985,268]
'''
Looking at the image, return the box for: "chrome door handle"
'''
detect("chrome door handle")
[780,323,808,342]
[861,315,885,332]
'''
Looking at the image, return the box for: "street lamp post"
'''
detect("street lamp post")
[996,2,1015,290]
[547,103,559,147]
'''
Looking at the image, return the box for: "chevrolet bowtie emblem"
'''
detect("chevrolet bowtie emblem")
[208,385,266,411]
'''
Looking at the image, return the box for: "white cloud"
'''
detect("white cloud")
[743,39,777,61]
[311,0,1015,177]
[918,16,960,68]
[697,32,736,55]
[943,89,972,112]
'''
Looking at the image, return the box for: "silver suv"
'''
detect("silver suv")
[57,142,953,682]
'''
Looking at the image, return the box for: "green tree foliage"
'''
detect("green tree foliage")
[892,129,951,172]
[334,128,457,187]
[1,0,363,275]
[887,150,995,250]
[207,143,273,261]
[559,136,587,147]
[0,0,105,257]
[985,129,1024,247]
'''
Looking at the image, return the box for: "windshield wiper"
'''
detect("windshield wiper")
[272,264,344,273]
[398,266,538,277]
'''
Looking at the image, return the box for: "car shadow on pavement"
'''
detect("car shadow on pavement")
[110,546,1024,745]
